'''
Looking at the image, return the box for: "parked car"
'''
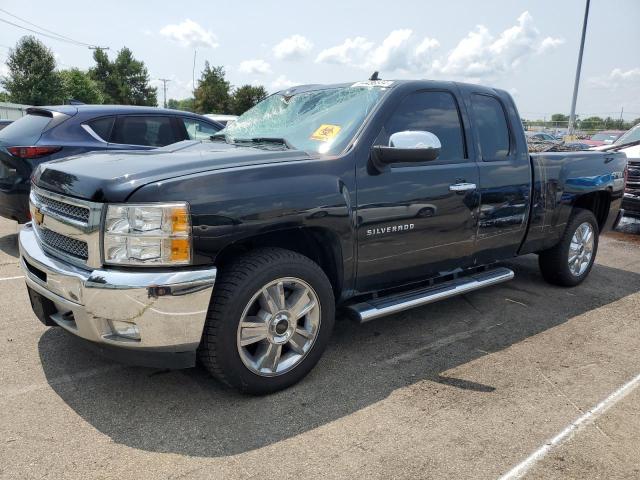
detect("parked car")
[525,131,560,143]
[20,79,626,394]
[0,120,13,131]
[594,124,640,217]
[590,124,640,155]
[582,130,625,147]
[0,105,223,222]
[204,114,238,126]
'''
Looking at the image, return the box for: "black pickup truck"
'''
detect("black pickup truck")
[19,79,627,394]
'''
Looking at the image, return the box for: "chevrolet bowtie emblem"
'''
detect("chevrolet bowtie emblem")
[33,207,44,226]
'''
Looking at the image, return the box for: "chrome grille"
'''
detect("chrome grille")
[33,192,90,223]
[30,186,103,268]
[39,227,88,260]
[627,161,640,193]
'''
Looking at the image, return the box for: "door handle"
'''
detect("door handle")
[449,182,477,192]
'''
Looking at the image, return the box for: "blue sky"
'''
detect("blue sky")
[1,0,639,120]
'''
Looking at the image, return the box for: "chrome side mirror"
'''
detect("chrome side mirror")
[389,131,441,152]
[372,131,442,168]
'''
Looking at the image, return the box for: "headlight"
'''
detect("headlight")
[103,203,191,266]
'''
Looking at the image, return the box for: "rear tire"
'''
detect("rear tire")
[198,247,335,394]
[538,209,599,286]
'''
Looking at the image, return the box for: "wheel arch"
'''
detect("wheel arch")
[213,227,344,299]
[572,189,611,231]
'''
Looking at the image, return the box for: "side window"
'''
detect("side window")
[471,94,510,161]
[383,91,466,161]
[181,118,219,140]
[86,117,115,142]
[112,116,177,147]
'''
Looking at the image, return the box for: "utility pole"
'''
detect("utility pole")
[568,0,591,136]
[158,78,171,108]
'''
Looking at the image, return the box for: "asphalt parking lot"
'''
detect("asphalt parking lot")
[1,216,639,480]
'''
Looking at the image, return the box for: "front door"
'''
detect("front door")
[355,90,480,292]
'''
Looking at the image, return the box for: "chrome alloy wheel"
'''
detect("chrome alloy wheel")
[568,222,594,277]
[236,277,321,376]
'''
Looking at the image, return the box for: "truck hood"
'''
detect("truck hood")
[33,140,312,202]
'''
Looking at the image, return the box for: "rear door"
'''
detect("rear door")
[109,115,181,149]
[465,91,532,264]
[355,89,480,291]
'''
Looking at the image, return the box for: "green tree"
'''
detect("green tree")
[1,36,63,105]
[550,113,569,123]
[231,85,267,115]
[59,68,103,104]
[194,62,231,114]
[167,98,195,112]
[89,47,157,105]
[579,116,604,131]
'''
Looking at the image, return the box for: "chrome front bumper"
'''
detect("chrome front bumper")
[19,223,216,359]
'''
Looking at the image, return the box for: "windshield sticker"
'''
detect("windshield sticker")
[310,124,342,142]
[351,80,394,88]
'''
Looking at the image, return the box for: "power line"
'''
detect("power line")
[0,15,108,50]
[0,8,99,47]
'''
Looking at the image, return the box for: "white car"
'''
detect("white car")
[590,124,640,157]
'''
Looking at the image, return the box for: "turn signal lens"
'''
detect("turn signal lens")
[170,206,189,234]
[170,238,191,262]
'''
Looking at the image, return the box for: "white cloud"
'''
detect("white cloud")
[313,12,561,77]
[589,67,640,88]
[315,37,373,65]
[238,59,272,75]
[270,75,298,90]
[433,11,563,78]
[610,67,640,82]
[538,36,565,53]
[273,35,313,60]
[316,30,439,73]
[160,19,219,49]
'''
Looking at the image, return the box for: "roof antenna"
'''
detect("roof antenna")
[369,71,379,81]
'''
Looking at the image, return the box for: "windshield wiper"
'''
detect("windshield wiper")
[601,139,640,152]
[231,137,295,150]
[210,133,228,142]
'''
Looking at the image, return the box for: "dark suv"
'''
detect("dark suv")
[0,105,223,222]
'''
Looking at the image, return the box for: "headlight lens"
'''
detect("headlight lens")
[103,203,191,265]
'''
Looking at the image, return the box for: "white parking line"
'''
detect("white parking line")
[0,275,24,281]
[498,372,640,480]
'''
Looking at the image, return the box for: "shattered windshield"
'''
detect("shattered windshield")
[220,85,388,154]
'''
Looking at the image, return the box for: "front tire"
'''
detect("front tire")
[198,248,335,394]
[538,209,599,286]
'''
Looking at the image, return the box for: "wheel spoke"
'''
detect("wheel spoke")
[258,343,282,372]
[287,286,310,317]
[260,285,281,314]
[239,316,268,346]
[288,331,307,355]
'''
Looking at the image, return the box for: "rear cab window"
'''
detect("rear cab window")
[111,116,179,147]
[470,94,511,161]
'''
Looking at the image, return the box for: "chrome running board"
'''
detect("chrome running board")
[346,267,514,323]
